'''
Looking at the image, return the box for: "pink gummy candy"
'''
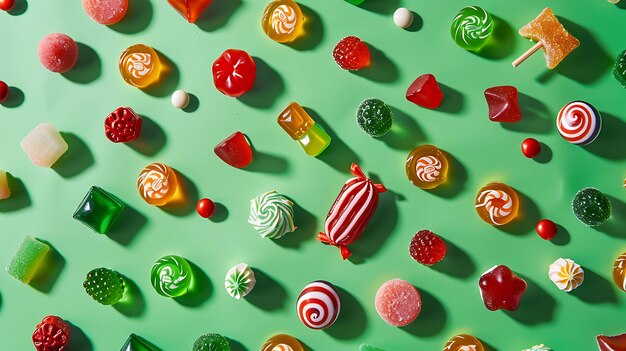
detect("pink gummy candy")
[38,33,78,73]
[375,279,421,327]
[82,0,128,25]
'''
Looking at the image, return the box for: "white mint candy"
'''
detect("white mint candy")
[393,8,413,29]
[171,89,189,109]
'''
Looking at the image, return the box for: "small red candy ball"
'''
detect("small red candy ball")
[196,198,215,219]
[0,0,15,11]
[521,138,541,158]
[0,81,9,103]
[536,219,558,240]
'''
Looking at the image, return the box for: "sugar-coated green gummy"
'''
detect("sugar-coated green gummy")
[614,50,626,88]
[192,334,230,351]
[359,344,387,351]
[6,236,50,283]
[83,267,125,305]
[121,333,161,351]
[572,188,612,227]
[356,98,394,137]
[73,186,125,234]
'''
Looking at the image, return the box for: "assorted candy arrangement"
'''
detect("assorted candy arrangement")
[0,0,624,350]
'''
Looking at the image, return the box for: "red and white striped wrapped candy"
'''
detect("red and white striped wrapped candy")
[318,163,387,259]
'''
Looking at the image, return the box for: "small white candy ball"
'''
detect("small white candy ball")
[393,8,413,29]
[171,89,189,109]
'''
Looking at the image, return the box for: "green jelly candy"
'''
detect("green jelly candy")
[151,255,192,297]
[356,98,393,137]
[6,236,50,283]
[83,267,125,305]
[359,344,387,351]
[572,188,612,227]
[192,334,230,351]
[614,50,626,88]
[121,333,160,351]
[451,6,494,51]
[73,186,124,234]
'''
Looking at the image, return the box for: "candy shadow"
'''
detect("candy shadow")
[306,107,361,174]
[432,239,476,279]
[534,142,553,164]
[226,337,249,351]
[571,266,617,304]
[593,195,626,239]
[66,321,93,351]
[114,275,146,317]
[496,189,540,236]
[110,0,152,34]
[0,173,31,212]
[430,151,467,199]
[196,0,242,32]
[142,51,180,97]
[300,340,315,351]
[501,93,551,134]
[183,93,200,113]
[482,340,500,351]
[275,204,317,249]
[505,274,556,325]
[551,224,571,246]
[106,203,147,246]
[360,0,399,14]
[1,86,25,108]
[246,268,288,311]
[380,107,426,150]
[8,0,27,15]
[246,151,289,174]
[209,202,229,223]
[160,169,199,217]
[128,115,167,157]
[30,241,65,293]
[239,58,284,109]
[350,186,398,261]
[62,43,101,84]
[437,83,464,114]
[325,286,367,339]
[473,16,515,60]
[287,4,323,51]
[53,132,95,178]
[583,112,626,161]
[402,288,446,337]
[405,11,423,32]
[619,1,626,9]
[175,260,213,307]
[353,43,399,83]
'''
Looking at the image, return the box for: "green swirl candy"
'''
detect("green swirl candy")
[224,263,256,299]
[248,190,296,239]
[451,6,494,51]
[150,255,192,297]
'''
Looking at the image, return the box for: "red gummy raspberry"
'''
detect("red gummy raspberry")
[32,315,71,351]
[333,36,370,71]
[104,107,142,143]
[409,230,446,265]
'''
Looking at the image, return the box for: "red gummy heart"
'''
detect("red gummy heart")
[406,74,443,109]
[333,36,370,71]
[167,0,212,23]
[214,132,253,168]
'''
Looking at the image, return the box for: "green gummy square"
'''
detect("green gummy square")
[73,186,124,234]
[121,334,160,351]
[6,236,50,283]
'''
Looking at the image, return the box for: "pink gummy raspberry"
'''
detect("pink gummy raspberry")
[38,33,79,73]
[375,279,421,327]
[82,0,128,25]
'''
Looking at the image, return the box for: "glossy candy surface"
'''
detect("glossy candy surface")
[168,0,212,23]
[597,334,626,351]
[277,102,331,156]
[614,50,626,88]
[405,145,448,189]
[212,49,256,97]
[556,101,602,145]
[333,36,370,71]
[613,252,626,292]
[192,333,230,351]
[406,74,443,109]
[572,188,611,226]
[0,80,9,103]
[409,230,446,266]
[451,6,494,51]
[261,334,304,351]
[122,333,161,351]
[0,170,10,200]
[32,316,70,351]
[214,132,253,168]
[297,281,341,330]
[0,0,15,11]
[535,219,558,240]
[83,267,125,305]
[137,163,178,206]
[119,44,161,88]
[82,0,128,25]
[443,334,485,351]
[21,123,68,167]
[375,279,421,327]
[151,255,192,297]
[248,190,296,239]
[38,33,78,73]
[73,186,124,234]
[6,236,49,283]
[356,98,393,137]
[521,138,541,158]
[104,107,142,143]
[484,86,522,122]
[475,182,519,226]
[196,198,215,218]
[479,265,527,311]
[261,0,303,43]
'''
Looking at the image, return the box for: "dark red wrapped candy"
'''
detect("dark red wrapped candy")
[104,107,142,143]
[32,315,70,351]
[212,49,256,97]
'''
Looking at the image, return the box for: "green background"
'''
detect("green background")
[1,0,625,350]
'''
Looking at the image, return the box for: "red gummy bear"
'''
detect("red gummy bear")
[167,0,212,23]
[212,49,256,97]
[479,265,527,311]
[104,107,142,143]
[409,230,447,266]
[598,333,626,351]
[333,36,370,71]
[484,86,522,122]
[214,132,253,168]
[406,74,443,109]
[32,315,70,351]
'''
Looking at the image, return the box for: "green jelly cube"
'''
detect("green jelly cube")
[6,236,50,283]
[121,334,161,351]
[73,186,124,234]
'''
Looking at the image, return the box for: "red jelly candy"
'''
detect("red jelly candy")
[214,132,253,168]
[406,74,443,109]
[104,107,142,143]
[479,265,527,311]
[409,230,446,265]
[484,86,522,122]
[0,80,8,103]
[167,0,212,23]
[535,219,558,240]
[318,164,387,259]
[333,36,371,71]
[82,0,128,25]
[32,315,70,351]
[196,198,215,218]
[212,49,256,97]
[598,333,626,351]
[0,0,15,11]
[38,33,79,73]
[375,279,422,327]
[521,137,541,158]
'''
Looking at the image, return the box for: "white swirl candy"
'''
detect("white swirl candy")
[271,4,297,35]
[271,345,293,351]
[415,156,442,183]
[224,263,256,299]
[548,258,584,292]
[297,281,341,330]
[248,190,296,239]
[556,101,601,145]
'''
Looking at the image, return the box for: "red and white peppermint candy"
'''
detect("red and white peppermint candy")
[296,281,341,330]
[556,101,601,145]
[415,156,442,183]
[475,190,513,225]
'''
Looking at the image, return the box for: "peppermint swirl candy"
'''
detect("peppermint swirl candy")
[556,101,601,145]
[271,345,294,351]
[475,190,513,225]
[451,6,493,50]
[297,281,341,330]
[137,163,174,203]
[271,4,297,35]
[248,190,296,239]
[224,263,256,300]
[151,255,192,297]
[415,156,442,183]
[125,53,153,79]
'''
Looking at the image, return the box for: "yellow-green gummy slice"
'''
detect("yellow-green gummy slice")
[6,236,50,283]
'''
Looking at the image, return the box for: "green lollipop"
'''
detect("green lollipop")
[451,6,494,51]
[614,50,626,88]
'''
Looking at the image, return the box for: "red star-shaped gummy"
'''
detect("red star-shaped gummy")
[597,333,626,351]
[32,315,70,351]
[212,49,256,97]
[479,265,527,311]
[104,107,142,143]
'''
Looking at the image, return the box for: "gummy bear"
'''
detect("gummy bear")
[406,74,443,109]
[212,49,256,97]
[214,132,253,168]
[83,267,125,305]
[73,186,125,234]
[356,98,393,137]
[614,50,626,88]
[405,145,449,190]
[444,334,485,351]
[409,230,446,266]
[193,334,230,351]
[119,44,162,88]
[572,188,611,227]
[597,333,626,351]
[479,265,527,311]
[104,107,142,143]
[32,316,70,351]
[261,334,303,351]
[475,182,519,226]
[277,102,331,156]
[167,0,212,23]
[137,163,179,206]
[451,6,494,51]
[484,86,522,122]
[333,36,370,70]
[261,0,303,43]
[122,334,161,351]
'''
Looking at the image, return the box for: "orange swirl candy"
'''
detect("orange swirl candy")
[137,163,178,206]
[119,44,161,88]
[405,145,449,190]
[474,182,519,225]
[261,0,303,43]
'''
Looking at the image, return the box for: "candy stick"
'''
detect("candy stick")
[512,42,543,67]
